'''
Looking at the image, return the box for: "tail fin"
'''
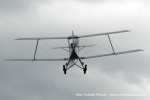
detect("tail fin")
[72,30,74,44]
[72,30,74,37]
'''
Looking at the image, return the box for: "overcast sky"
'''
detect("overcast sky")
[0,0,150,100]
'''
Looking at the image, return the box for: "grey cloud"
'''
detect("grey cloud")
[0,0,30,14]
[93,54,150,85]
[0,61,147,100]
[76,0,135,3]
[0,0,49,14]
[0,0,149,100]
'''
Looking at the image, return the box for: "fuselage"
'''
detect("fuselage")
[68,34,79,60]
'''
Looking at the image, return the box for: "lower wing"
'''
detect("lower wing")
[5,58,69,61]
[80,49,143,59]
[6,49,143,61]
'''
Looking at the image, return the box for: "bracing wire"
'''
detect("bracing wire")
[80,35,108,56]
[37,39,68,58]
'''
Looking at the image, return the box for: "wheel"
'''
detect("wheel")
[63,65,67,74]
[83,65,87,74]
[85,65,87,69]
[63,65,65,69]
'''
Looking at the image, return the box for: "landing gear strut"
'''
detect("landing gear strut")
[63,60,87,74]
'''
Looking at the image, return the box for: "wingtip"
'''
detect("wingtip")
[15,38,21,40]
[5,59,17,61]
[125,30,131,32]
[134,49,144,52]
[5,59,11,61]
[139,49,144,51]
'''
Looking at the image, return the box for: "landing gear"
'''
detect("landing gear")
[63,60,87,74]
[63,65,67,74]
[83,65,87,74]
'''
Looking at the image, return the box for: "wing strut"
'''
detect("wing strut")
[107,35,115,54]
[34,39,39,60]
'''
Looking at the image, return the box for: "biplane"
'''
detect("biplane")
[6,30,143,74]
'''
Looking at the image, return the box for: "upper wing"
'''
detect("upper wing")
[79,30,130,38]
[15,30,130,40]
[80,49,143,59]
[5,58,69,61]
[16,37,68,40]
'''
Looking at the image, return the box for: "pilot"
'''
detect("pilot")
[71,43,73,47]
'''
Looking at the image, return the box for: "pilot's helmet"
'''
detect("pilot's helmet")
[71,43,73,46]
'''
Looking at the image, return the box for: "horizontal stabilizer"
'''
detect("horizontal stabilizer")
[52,44,95,49]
